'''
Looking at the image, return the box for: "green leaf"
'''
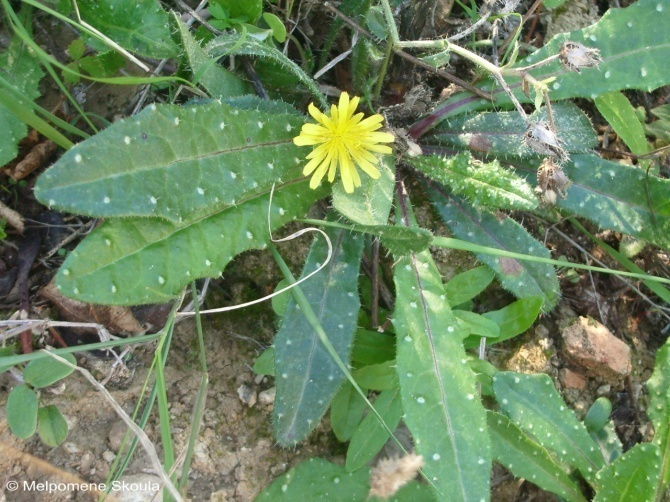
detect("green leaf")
[38,405,69,447]
[262,13,287,43]
[67,39,86,61]
[7,384,38,439]
[392,206,490,501]
[0,35,44,165]
[543,0,569,7]
[488,411,587,502]
[647,338,670,491]
[590,422,622,465]
[410,152,538,212]
[77,0,179,59]
[256,457,432,501]
[444,266,494,306]
[257,458,369,501]
[352,360,398,390]
[49,180,327,305]
[77,51,126,78]
[176,14,251,99]
[346,388,403,472]
[555,154,670,249]
[453,310,500,339]
[584,397,612,433]
[273,223,364,446]
[35,101,306,221]
[332,154,395,225]
[206,33,328,108]
[427,188,560,310]
[594,443,661,502]
[365,225,433,256]
[514,0,670,98]
[23,353,76,388]
[493,372,604,484]
[253,347,275,376]
[429,102,597,158]
[594,91,650,156]
[331,382,367,442]
[422,0,670,132]
[470,296,543,348]
[366,5,388,40]
[351,330,396,365]
[502,153,670,249]
[271,279,291,316]
[214,0,262,23]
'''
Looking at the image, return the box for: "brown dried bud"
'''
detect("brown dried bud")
[559,42,602,73]
[524,121,568,162]
[535,157,571,204]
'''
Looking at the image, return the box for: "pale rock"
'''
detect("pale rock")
[237,384,257,407]
[258,387,276,406]
[561,316,631,384]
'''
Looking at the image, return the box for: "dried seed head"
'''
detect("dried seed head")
[559,41,602,73]
[481,0,521,14]
[524,121,568,162]
[368,454,424,500]
[535,157,571,204]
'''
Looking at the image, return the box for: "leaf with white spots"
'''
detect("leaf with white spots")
[332,153,396,225]
[646,338,670,492]
[428,102,597,159]
[409,152,538,212]
[0,35,44,165]
[52,180,327,305]
[35,100,307,222]
[77,0,179,59]
[256,457,432,501]
[391,204,490,501]
[507,153,670,249]
[419,0,670,134]
[426,187,560,311]
[273,218,364,446]
[593,443,661,502]
[348,224,433,256]
[493,372,604,485]
[206,33,328,108]
[487,411,587,502]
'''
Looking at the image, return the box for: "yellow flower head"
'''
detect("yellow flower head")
[293,92,395,193]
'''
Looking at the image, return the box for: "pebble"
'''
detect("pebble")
[258,387,276,406]
[561,317,631,384]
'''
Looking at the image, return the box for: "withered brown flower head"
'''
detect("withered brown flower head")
[559,41,602,73]
[535,157,572,204]
[524,121,569,162]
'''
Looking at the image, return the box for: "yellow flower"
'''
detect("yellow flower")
[293,92,395,193]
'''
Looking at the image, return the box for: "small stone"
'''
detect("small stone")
[561,317,631,384]
[559,368,587,390]
[102,450,116,462]
[63,442,81,454]
[237,384,257,407]
[79,452,94,472]
[258,387,276,406]
[597,384,611,396]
